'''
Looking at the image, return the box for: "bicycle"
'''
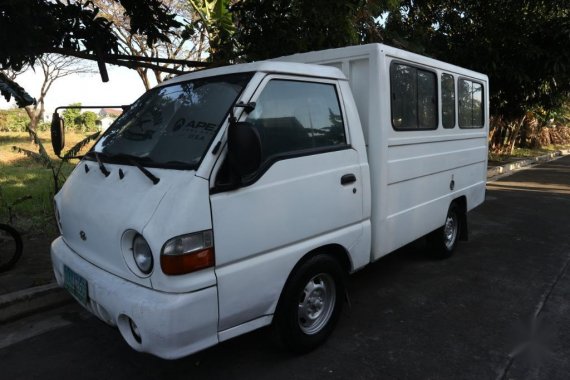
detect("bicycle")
[0,223,23,272]
[0,186,28,273]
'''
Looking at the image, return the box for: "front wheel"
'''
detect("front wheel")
[0,224,23,272]
[273,255,345,353]
[427,203,461,259]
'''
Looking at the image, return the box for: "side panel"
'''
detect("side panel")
[381,158,486,255]
[346,58,371,142]
[372,53,488,259]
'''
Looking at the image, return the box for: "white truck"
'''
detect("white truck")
[50,43,489,359]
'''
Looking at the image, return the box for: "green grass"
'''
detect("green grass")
[1,131,90,233]
[489,145,570,163]
[0,165,76,231]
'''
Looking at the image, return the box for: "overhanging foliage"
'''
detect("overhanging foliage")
[0,0,181,72]
[0,72,36,107]
[384,0,570,119]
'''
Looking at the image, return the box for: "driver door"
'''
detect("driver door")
[210,75,363,332]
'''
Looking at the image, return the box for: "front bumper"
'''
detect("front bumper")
[51,237,219,359]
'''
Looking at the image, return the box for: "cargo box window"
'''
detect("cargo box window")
[459,79,484,128]
[441,74,455,128]
[390,63,437,130]
[246,80,346,162]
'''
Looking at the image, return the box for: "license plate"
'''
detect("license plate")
[64,265,89,305]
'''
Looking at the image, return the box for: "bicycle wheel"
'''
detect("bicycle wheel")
[0,224,23,272]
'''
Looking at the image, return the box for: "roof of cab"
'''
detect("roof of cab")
[158,61,347,87]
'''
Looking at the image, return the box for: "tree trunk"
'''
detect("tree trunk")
[489,117,507,154]
[507,115,527,155]
[136,67,151,91]
[23,106,39,142]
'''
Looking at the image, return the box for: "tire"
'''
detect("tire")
[427,203,461,259]
[0,224,23,272]
[273,254,345,354]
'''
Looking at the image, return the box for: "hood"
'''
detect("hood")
[55,160,197,287]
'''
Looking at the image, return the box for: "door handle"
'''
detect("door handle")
[341,173,357,185]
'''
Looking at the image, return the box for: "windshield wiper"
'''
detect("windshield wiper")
[127,157,160,185]
[94,152,110,177]
[109,153,160,185]
[86,151,160,185]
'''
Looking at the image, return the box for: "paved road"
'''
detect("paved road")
[2,156,570,379]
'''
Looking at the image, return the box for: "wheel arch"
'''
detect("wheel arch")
[274,243,351,315]
[297,243,352,275]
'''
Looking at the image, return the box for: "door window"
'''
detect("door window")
[246,79,347,164]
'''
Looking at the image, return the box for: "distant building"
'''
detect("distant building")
[98,108,123,131]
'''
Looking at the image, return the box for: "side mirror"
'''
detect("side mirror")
[227,121,262,180]
[51,112,65,156]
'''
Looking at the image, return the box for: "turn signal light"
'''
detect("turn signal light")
[160,248,214,275]
[160,230,215,275]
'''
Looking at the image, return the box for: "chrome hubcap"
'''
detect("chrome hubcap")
[444,214,458,250]
[298,273,336,335]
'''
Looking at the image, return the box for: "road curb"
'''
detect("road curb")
[487,149,570,179]
[0,283,72,323]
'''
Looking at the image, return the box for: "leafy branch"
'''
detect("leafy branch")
[12,127,100,194]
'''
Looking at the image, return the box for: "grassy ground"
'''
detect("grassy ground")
[0,131,91,233]
[488,144,570,163]
[512,144,570,157]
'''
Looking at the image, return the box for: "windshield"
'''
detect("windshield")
[91,72,252,169]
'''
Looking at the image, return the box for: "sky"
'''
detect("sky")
[1,65,149,114]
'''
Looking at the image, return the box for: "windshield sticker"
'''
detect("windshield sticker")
[169,118,218,141]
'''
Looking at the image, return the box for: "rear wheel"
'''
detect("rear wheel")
[427,203,460,259]
[0,224,23,272]
[273,255,345,353]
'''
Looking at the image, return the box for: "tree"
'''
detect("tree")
[232,0,400,62]
[8,55,94,139]
[62,103,83,129]
[189,0,235,65]
[0,107,28,132]
[78,111,99,131]
[91,0,203,90]
[384,0,570,153]
[0,0,196,81]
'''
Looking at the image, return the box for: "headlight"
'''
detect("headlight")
[161,230,214,275]
[132,234,153,274]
